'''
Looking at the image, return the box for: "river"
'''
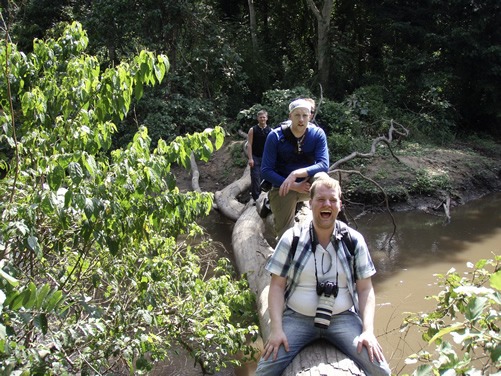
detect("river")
[175,192,501,375]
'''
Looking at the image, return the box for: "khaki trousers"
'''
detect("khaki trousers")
[268,172,329,239]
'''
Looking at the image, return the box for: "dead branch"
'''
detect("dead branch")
[330,119,409,170]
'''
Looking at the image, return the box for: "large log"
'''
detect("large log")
[232,200,364,376]
[214,165,251,221]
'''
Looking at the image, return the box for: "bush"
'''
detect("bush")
[401,256,501,375]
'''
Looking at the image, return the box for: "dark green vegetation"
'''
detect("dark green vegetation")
[1,1,500,375]
[2,0,500,149]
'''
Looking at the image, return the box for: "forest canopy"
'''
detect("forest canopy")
[2,0,500,147]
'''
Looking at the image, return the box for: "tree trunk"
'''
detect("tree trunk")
[247,0,258,53]
[214,165,251,221]
[306,0,334,90]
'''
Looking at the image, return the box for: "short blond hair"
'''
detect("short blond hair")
[310,174,341,199]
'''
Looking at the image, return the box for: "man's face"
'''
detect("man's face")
[310,184,342,230]
[289,108,310,130]
[258,114,267,125]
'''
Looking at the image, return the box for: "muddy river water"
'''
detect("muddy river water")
[170,192,501,375]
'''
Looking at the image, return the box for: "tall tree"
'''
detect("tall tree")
[306,0,334,91]
[248,0,258,53]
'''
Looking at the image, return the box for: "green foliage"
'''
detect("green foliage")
[0,22,258,375]
[410,169,452,195]
[5,0,501,141]
[230,142,247,168]
[401,256,501,375]
[236,87,314,129]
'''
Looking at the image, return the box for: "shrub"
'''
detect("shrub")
[401,256,501,375]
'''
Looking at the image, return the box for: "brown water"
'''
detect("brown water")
[357,192,501,375]
[184,192,501,375]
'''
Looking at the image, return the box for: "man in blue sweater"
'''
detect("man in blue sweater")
[261,98,329,238]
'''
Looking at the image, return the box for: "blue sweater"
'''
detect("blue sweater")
[261,124,329,187]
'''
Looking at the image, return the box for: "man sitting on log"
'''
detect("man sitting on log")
[260,98,329,239]
[255,175,391,376]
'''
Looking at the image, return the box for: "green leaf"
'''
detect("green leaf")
[27,235,41,256]
[22,282,37,309]
[465,296,487,321]
[48,165,65,191]
[34,313,48,335]
[82,153,97,176]
[0,268,19,287]
[68,161,84,185]
[45,290,63,312]
[84,197,95,218]
[134,80,144,100]
[214,126,225,149]
[106,236,120,256]
[36,284,51,310]
[428,322,465,344]
[490,270,501,291]
[10,292,24,310]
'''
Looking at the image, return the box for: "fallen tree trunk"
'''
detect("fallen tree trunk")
[213,165,251,221]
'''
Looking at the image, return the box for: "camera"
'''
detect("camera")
[314,281,338,329]
[260,179,272,192]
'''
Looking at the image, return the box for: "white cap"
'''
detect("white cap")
[289,99,312,114]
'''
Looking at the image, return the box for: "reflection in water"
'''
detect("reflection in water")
[193,193,501,375]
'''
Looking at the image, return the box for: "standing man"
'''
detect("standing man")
[247,110,271,203]
[261,98,329,238]
[255,175,391,376]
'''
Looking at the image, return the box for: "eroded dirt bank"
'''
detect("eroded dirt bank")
[174,139,501,215]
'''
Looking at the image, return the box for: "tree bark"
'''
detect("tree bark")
[248,0,258,53]
[306,0,334,91]
[213,165,251,221]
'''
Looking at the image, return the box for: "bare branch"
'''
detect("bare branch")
[330,119,410,170]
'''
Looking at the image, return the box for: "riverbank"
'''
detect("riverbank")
[174,137,501,215]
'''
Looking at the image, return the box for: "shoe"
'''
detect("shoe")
[258,198,272,218]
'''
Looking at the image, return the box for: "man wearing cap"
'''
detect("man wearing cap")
[261,98,329,238]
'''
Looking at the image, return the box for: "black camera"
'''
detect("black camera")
[314,281,338,329]
[260,179,272,192]
[316,281,339,297]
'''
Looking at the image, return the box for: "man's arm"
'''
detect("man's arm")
[247,127,254,168]
[261,274,289,361]
[356,277,386,363]
[305,128,329,176]
[261,132,284,187]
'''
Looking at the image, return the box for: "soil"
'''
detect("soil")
[173,138,501,214]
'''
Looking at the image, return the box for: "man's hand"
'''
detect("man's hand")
[357,331,386,363]
[261,329,289,361]
[279,174,310,196]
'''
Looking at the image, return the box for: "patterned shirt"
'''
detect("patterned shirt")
[265,220,376,312]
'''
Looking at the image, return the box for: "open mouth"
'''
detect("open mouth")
[320,210,332,219]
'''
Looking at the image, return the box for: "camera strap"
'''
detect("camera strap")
[309,222,339,294]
